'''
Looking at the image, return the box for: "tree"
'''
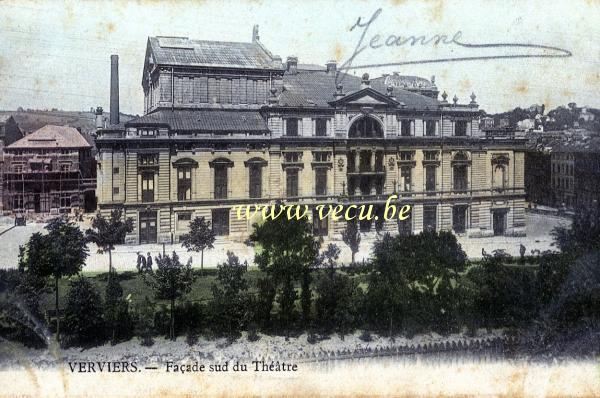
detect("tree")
[180,216,216,274]
[62,277,105,347]
[210,252,250,337]
[342,220,361,264]
[319,243,341,279]
[249,217,319,331]
[553,202,600,255]
[135,296,156,346]
[143,252,196,340]
[86,209,134,280]
[0,269,49,348]
[368,231,468,335]
[104,274,134,345]
[18,218,89,341]
[314,244,361,336]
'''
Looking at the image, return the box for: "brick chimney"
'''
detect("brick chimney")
[286,56,298,75]
[110,54,119,126]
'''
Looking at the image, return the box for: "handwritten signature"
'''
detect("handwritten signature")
[336,8,572,85]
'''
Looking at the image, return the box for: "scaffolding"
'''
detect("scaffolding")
[1,152,96,215]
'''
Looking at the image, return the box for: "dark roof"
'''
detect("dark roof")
[278,71,361,107]
[7,125,91,150]
[278,70,441,110]
[126,110,269,133]
[148,36,281,70]
[0,115,14,124]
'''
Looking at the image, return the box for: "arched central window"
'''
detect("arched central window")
[348,116,383,138]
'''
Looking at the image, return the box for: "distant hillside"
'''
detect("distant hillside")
[0,109,136,135]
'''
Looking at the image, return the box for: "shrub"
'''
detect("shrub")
[135,297,156,346]
[62,277,105,347]
[104,275,134,345]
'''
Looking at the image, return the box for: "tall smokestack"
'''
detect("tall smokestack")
[110,54,119,126]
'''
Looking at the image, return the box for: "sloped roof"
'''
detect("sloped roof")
[278,71,361,107]
[0,114,14,124]
[148,36,282,70]
[126,110,269,133]
[279,70,441,110]
[7,125,91,149]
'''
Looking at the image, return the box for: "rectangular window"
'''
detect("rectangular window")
[400,167,412,191]
[212,209,229,236]
[399,151,414,161]
[315,168,327,196]
[401,119,412,136]
[453,205,468,233]
[453,165,468,191]
[139,129,157,137]
[178,212,192,222]
[425,166,436,193]
[113,187,119,195]
[141,173,154,202]
[286,168,299,198]
[313,152,331,162]
[286,118,299,136]
[284,152,301,163]
[138,154,158,165]
[214,165,228,199]
[423,205,437,232]
[398,205,412,236]
[177,167,192,201]
[313,209,328,236]
[113,167,120,174]
[249,165,262,199]
[455,120,468,136]
[177,212,192,231]
[424,151,439,161]
[315,118,327,136]
[425,120,437,136]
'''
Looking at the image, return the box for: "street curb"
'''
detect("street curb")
[0,225,16,237]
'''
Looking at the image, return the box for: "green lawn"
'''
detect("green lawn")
[39,268,370,313]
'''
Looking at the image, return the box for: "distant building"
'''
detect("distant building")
[526,133,600,211]
[551,147,575,209]
[1,125,96,214]
[525,147,552,206]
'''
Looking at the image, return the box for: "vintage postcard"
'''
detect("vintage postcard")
[1,0,599,396]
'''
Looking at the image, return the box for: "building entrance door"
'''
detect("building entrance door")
[139,211,157,244]
[492,209,507,236]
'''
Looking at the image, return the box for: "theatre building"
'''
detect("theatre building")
[95,28,526,244]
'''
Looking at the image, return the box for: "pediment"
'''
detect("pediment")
[329,87,399,107]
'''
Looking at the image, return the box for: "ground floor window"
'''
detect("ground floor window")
[453,205,468,234]
[398,203,412,236]
[177,212,192,230]
[423,205,437,232]
[212,208,229,236]
[312,209,328,237]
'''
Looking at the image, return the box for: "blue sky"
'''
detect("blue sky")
[0,0,598,115]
